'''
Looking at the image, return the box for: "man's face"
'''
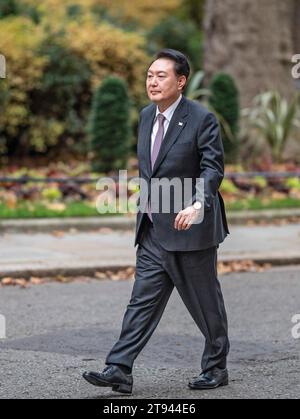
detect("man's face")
[146,58,186,106]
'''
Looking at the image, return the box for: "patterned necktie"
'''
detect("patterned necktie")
[147,113,165,221]
[151,113,165,169]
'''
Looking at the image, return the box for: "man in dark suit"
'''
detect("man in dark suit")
[83,49,230,394]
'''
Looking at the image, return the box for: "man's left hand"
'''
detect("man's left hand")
[174,206,200,231]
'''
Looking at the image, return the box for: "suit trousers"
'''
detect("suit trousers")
[105,216,230,372]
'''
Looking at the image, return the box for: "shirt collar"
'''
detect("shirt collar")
[155,94,182,123]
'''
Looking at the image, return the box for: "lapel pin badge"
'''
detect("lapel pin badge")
[178,122,183,126]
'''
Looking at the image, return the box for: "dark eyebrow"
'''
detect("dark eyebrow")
[147,70,167,75]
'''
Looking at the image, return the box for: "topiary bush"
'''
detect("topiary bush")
[87,76,132,173]
[209,72,240,164]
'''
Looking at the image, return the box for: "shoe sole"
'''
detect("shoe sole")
[188,379,228,390]
[83,373,133,394]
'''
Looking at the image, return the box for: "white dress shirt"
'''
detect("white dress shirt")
[150,94,182,154]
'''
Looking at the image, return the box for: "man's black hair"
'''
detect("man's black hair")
[154,48,190,84]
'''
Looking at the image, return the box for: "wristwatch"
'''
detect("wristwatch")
[193,201,202,210]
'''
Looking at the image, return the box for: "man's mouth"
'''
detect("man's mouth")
[151,91,161,93]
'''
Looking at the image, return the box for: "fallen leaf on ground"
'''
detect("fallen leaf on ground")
[94,271,107,279]
[30,277,43,285]
[1,277,15,286]
[98,228,113,234]
[55,275,70,283]
[15,278,28,288]
[52,230,65,238]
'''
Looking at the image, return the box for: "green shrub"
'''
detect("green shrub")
[36,38,92,154]
[0,0,19,17]
[209,72,240,164]
[242,91,300,163]
[87,76,132,173]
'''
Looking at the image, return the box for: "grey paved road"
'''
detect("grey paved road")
[0,266,299,399]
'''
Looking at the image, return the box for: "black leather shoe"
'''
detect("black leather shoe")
[82,365,133,394]
[188,368,228,390]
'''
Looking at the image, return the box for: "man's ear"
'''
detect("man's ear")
[178,75,187,91]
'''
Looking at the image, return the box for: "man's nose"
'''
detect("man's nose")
[150,77,158,86]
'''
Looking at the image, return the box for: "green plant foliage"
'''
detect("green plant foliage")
[209,72,240,164]
[253,176,268,189]
[243,91,300,163]
[147,16,203,70]
[220,178,239,194]
[41,187,62,201]
[34,36,92,153]
[176,0,205,27]
[0,14,149,161]
[0,0,41,22]
[185,70,210,100]
[226,197,300,211]
[285,177,300,190]
[87,76,132,173]
[0,0,208,164]
[0,0,19,18]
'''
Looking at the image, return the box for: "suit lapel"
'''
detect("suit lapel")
[140,104,156,178]
[151,96,188,176]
